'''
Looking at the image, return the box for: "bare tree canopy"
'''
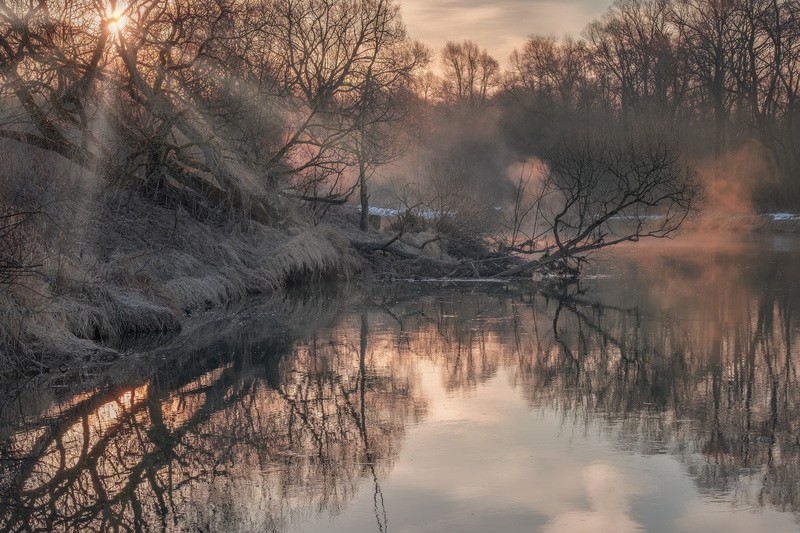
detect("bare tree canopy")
[493,135,701,278]
[0,0,422,221]
[440,40,500,105]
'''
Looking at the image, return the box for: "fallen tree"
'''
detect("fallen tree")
[350,135,702,280]
[494,136,702,277]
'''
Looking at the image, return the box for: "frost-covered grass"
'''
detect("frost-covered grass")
[0,144,363,379]
[0,191,358,379]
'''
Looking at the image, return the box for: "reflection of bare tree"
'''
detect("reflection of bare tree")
[4,248,800,529]
[523,255,800,516]
[0,302,425,531]
[366,252,800,518]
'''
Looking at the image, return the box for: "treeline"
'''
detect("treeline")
[3,0,800,226]
[425,0,800,207]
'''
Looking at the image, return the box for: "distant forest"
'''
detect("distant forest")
[429,0,800,211]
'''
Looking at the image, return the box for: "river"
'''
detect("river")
[2,233,800,532]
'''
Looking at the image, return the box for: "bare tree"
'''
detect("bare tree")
[585,0,689,126]
[496,136,701,277]
[0,0,107,168]
[507,36,595,112]
[672,0,739,155]
[0,0,281,221]
[262,0,422,207]
[347,41,429,230]
[440,40,500,105]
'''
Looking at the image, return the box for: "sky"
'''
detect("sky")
[401,0,614,65]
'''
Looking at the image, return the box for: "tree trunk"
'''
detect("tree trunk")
[359,158,369,231]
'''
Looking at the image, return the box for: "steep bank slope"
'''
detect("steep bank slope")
[0,195,358,378]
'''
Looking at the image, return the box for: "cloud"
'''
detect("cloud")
[401,0,612,63]
[543,463,643,533]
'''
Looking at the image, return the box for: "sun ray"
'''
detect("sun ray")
[105,3,128,34]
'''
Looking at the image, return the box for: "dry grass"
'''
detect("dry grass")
[0,182,358,379]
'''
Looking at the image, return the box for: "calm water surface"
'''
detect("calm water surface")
[2,234,800,532]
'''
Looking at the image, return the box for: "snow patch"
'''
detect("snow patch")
[766,212,800,222]
[358,206,440,220]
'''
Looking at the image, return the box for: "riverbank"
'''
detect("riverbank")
[3,191,800,382]
[685,211,800,232]
[0,194,359,380]
[0,188,527,381]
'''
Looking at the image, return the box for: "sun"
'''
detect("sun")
[106,4,128,34]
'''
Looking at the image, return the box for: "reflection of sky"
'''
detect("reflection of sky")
[303,364,799,533]
[401,0,613,64]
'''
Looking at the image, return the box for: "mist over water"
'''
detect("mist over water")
[3,233,800,532]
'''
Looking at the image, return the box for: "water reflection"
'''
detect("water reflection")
[1,303,427,531]
[2,236,800,531]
